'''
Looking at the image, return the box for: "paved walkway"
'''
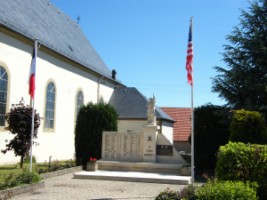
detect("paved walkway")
[12,173,185,200]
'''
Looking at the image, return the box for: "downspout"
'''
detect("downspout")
[97,76,103,103]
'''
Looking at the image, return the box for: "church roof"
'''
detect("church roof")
[109,87,174,122]
[0,0,113,79]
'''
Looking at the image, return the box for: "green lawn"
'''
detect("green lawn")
[0,163,27,182]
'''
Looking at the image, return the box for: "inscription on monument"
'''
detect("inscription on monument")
[102,132,142,161]
[156,145,173,156]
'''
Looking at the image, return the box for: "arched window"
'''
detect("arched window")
[44,82,55,129]
[0,66,8,126]
[76,90,84,119]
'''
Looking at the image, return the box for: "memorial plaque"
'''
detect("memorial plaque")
[102,131,142,161]
[156,145,173,156]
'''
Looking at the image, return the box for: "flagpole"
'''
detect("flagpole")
[190,17,195,185]
[191,77,194,185]
[30,40,38,172]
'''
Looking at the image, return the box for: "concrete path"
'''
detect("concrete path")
[12,173,185,200]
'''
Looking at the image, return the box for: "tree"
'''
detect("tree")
[1,99,41,168]
[75,102,118,168]
[212,0,267,112]
[229,109,267,144]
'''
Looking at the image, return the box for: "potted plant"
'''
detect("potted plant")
[86,157,98,171]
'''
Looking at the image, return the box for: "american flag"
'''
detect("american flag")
[186,19,193,86]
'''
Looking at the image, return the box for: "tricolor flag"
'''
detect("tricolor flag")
[29,43,36,99]
[186,19,193,86]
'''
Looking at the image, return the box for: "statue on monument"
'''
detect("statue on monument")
[147,95,156,125]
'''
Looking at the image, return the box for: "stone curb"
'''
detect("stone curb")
[40,166,82,179]
[0,181,45,199]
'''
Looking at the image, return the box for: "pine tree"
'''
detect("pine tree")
[212,0,267,112]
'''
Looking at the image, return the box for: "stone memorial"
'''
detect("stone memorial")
[100,96,187,174]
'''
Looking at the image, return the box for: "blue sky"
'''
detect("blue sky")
[50,0,251,108]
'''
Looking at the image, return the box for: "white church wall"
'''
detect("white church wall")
[0,32,115,164]
[161,121,174,144]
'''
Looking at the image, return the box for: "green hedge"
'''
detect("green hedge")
[229,109,267,144]
[75,102,118,168]
[192,104,230,170]
[216,142,267,199]
[196,181,257,200]
[155,181,257,200]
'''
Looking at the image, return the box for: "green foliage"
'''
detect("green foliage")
[1,99,41,168]
[212,0,267,112]
[155,185,197,200]
[155,188,179,200]
[177,184,197,200]
[229,109,267,144]
[216,142,267,199]
[35,160,76,174]
[196,181,258,200]
[193,104,231,169]
[0,170,41,190]
[75,102,118,168]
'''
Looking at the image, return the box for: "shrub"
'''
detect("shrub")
[229,109,267,144]
[177,184,197,200]
[196,180,258,200]
[0,171,41,190]
[75,102,118,168]
[192,104,231,170]
[155,188,179,200]
[216,142,267,199]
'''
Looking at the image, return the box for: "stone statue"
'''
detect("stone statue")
[147,95,156,125]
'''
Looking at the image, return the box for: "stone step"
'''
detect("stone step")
[73,170,191,185]
[97,160,185,175]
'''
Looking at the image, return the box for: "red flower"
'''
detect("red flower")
[89,157,97,162]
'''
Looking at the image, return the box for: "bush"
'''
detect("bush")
[75,102,118,168]
[216,142,267,199]
[229,109,267,144]
[155,185,197,200]
[196,181,258,200]
[0,170,41,190]
[192,104,231,170]
[155,188,179,200]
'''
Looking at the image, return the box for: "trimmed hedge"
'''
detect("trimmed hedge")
[229,109,267,144]
[192,104,231,170]
[75,102,118,168]
[216,142,267,199]
[196,181,258,200]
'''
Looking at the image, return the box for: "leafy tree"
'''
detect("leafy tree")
[1,99,41,168]
[229,109,267,144]
[75,102,118,168]
[212,0,267,112]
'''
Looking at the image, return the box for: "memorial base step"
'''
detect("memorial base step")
[73,170,191,185]
[97,160,184,175]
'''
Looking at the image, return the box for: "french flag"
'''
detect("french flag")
[29,43,36,99]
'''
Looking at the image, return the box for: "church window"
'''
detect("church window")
[0,66,8,127]
[44,82,55,129]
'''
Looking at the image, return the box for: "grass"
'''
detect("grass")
[0,164,26,182]
[0,160,76,183]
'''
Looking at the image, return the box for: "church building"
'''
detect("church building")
[0,0,174,165]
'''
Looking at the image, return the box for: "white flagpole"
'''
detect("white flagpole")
[30,40,38,172]
[189,17,195,185]
[191,79,194,185]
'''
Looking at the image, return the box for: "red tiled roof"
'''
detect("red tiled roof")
[161,107,191,142]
